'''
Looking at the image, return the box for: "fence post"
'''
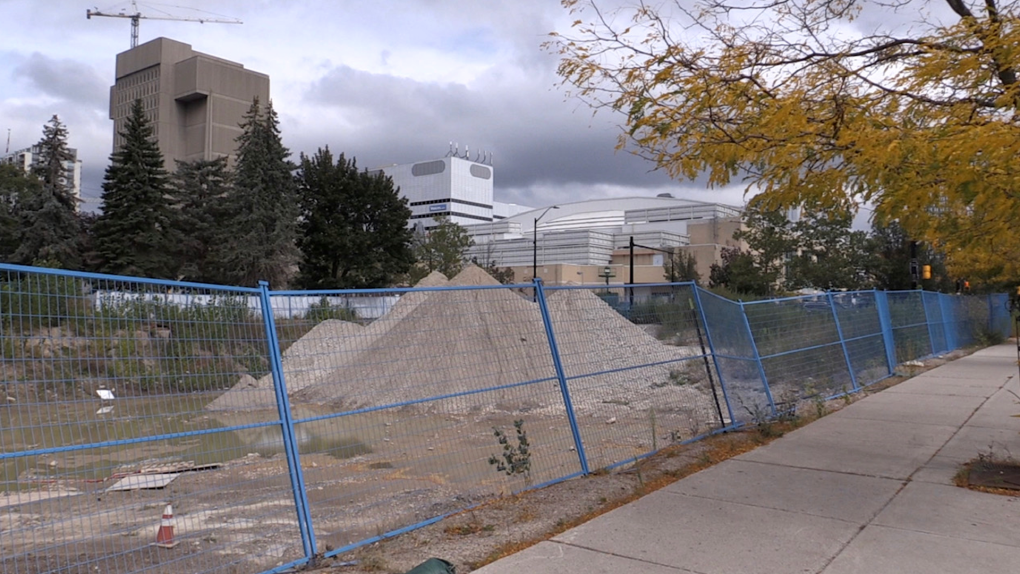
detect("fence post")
[826,292,859,391]
[940,294,957,352]
[533,279,590,475]
[988,294,994,335]
[739,301,777,417]
[691,286,735,427]
[258,281,317,561]
[920,290,937,357]
[874,290,897,375]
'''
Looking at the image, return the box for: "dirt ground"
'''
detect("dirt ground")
[299,349,977,574]
[0,349,974,574]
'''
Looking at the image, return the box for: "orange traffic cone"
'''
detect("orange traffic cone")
[154,504,179,548]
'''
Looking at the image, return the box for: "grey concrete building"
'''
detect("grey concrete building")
[109,37,270,168]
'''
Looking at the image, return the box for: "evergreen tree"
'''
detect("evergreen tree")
[295,147,414,288]
[92,99,176,278]
[732,204,797,294]
[168,157,232,283]
[785,207,874,291]
[409,215,474,284]
[665,249,701,283]
[216,98,298,287]
[709,247,771,295]
[15,115,81,268]
[0,164,40,262]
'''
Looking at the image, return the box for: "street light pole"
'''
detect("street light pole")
[532,206,559,282]
[533,206,559,301]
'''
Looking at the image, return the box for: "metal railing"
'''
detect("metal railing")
[0,262,1010,574]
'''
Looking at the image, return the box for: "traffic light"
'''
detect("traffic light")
[921,265,931,280]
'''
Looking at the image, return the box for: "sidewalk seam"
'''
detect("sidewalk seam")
[548,540,705,574]
[813,367,1015,573]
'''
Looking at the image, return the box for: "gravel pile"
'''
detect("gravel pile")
[206,271,450,411]
[545,288,716,417]
[208,266,717,424]
[291,265,554,411]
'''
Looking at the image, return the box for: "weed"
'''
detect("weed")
[488,419,532,486]
[652,368,692,388]
[444,522,495,536]
[358,554,389,572]
[805,384,826,419]
[742,400,785,439]
[976,327,1005,346]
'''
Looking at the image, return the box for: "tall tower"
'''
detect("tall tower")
[109,37,269,168]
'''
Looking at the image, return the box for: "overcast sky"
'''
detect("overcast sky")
[0,0,760,214]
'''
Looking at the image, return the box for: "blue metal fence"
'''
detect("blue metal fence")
[0,262,1011,574]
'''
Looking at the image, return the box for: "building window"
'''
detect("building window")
[411,160,446,176]
[469,164,491,180]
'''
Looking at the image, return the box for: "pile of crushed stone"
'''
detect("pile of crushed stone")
[205,271,449,411]
[207,266,719,424]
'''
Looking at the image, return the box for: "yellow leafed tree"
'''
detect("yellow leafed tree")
[548,0,1020,284]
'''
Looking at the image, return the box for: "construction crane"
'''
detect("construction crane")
[86,1,242,49]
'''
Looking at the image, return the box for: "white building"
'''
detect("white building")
[465,196,741,268]
[373,154,530,229]
[0,145,83,207]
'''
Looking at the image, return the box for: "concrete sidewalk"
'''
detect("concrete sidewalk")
[474,343,1020,574]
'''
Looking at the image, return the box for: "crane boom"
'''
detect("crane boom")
[86,1,242,48]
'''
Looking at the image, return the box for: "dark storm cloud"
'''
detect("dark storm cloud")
[13,53,107,108]
[298,64,677,204]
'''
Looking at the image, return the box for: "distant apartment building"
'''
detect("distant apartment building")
[109,37,270,168]
[0,145,82,207]
[373,154,530,229]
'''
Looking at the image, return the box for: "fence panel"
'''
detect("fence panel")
[923,291,948,355]
[743,295,854,402]
[694,289,771,423]
[938,294,958,352]
[951,295,989,347]
[832,291,891,387]
[887,291,932,363]
[0,265,308,574]
[989,294,1011,339]
[248,273,582,558]
[543,284,726,471]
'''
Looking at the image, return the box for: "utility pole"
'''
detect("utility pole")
[532,206,559,301]
[87,1,242,49]
[629,236,635,307]
[909,240,919,290]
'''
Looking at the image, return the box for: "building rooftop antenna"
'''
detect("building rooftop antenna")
[86,1,242,49]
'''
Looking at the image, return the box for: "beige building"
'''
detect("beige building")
[679,217,744,282]
[109,37,270,168]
